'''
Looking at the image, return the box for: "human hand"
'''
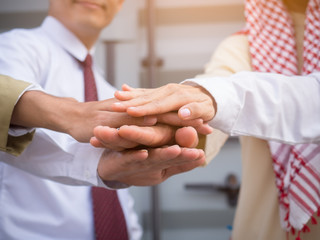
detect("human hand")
[152,112,213,135]
[62,98,157,142]
[11,91,157,143]
[111,83,217,123]
[97,145,205,186]
[90,124,199,151]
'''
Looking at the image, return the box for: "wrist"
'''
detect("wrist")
[38,94,78,135]
[11,91,56,128]
[56,100,82,137]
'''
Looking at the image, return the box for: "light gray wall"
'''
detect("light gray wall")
[0,0,49,12]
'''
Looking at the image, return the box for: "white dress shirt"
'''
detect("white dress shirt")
[185,71,320,144]
[0,17,142,240]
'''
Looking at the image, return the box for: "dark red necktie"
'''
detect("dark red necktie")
[82,54,129,240]
[83,54,98,102]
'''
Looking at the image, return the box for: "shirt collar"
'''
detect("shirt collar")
[41,16,95,62]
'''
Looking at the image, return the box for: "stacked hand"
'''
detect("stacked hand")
[92,122,206,186]
[12,89,211,186]
[112,83,216,123]
[90,83,217,186]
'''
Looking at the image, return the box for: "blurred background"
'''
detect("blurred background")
[0,0,245,239]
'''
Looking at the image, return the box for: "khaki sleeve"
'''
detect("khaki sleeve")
[196,34,252,164]
[0,75,34,156]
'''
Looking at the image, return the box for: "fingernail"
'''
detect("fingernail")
[113,102,123,106]
[168,145,179,149]
[128,107,137,111]
[180,108,191,118]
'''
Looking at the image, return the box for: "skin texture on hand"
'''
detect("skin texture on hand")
[111,83,217,123]
[90,104,204,186]
[10,90,156,143]
[153,112,213,135]
[97,145,205,186]
[90,124,199,151]
[63,98,156,142]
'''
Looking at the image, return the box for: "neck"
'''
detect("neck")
[48,14,101,50]
[283,0,309,13]
[72,27,100,50]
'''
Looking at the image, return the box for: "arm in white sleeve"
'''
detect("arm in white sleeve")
[0,129,106,186]
[0,30,109,187]
[185,71,320,144]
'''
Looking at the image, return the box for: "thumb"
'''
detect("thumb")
[175,127,198,148]
[122,84,134,91]
[178,102,215,122]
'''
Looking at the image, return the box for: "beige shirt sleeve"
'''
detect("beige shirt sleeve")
[0,75,34,156]
[195,34,252,164]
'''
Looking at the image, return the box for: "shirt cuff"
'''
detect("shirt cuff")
[96,174,130,189]
[182,77,241,134]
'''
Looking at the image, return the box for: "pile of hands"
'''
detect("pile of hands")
[72,83,216,187]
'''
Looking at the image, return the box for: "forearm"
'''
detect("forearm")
[11,90,160,143]
[11,90,75,135]
[186,71,320,144]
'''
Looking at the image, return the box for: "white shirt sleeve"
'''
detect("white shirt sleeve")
[0,29,108,187]
[0,129,105,186]
[184,71,320,144]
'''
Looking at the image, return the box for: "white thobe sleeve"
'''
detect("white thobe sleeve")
[184,71,320,144]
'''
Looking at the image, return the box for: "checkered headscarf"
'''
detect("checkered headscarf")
[244,0,320,237]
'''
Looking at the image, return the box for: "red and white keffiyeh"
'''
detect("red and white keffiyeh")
[243,0,320,238]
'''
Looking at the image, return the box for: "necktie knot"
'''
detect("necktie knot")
[83,54,93,68]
